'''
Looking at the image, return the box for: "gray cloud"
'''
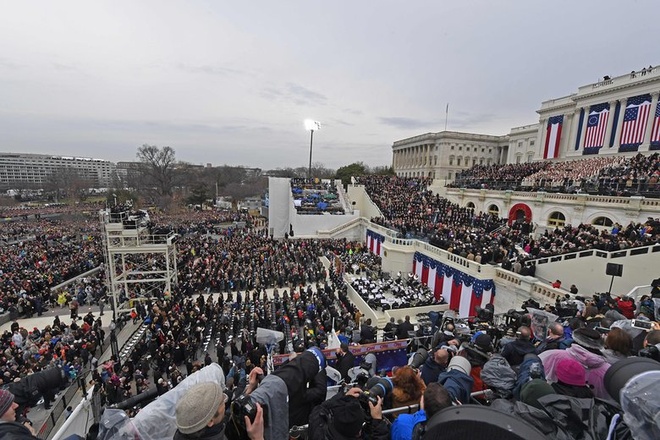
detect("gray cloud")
[379,117,436,130]
[260,82,327,106]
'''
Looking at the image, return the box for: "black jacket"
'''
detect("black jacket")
[396,321,414,340]
[0,421,40,440]
[501,339,535,366]
[335,351,356,382]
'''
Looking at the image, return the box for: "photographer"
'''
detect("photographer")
[174,381,264,440]
[308,387,389,440]
[390,383,452,440]
[0,389,39,440]
[500,326,535,367]
[419,347,450,386]
[234,348,327,440]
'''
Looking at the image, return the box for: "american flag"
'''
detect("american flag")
[584,104,609,148]
[650,102,660,147]
[544,115,563,159]
[621,94,651,147]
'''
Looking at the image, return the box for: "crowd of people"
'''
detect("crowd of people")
[451,152,660,197]
[0,216,103,319]
[357,175,660,272]
[77,279,660,440]
[0,194,659,439]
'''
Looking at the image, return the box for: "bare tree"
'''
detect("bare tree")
[136,145,177,197]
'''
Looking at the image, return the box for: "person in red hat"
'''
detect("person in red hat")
[0,389,39,439]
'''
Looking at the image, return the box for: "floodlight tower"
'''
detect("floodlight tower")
[304,119,321,179]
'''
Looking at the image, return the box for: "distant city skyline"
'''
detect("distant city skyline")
[1,1,658,169]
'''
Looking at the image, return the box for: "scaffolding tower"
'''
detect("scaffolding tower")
[100,208,178,317]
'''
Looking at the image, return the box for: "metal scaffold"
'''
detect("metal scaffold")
[99,207,178,318]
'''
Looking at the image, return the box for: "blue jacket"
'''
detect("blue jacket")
[390,409,426,440]
[437,370,474,404]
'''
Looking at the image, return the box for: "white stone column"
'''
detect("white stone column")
[566,107,582,156]
[603,100,617,149]
[613,98,628,148]
[641,92,660,152]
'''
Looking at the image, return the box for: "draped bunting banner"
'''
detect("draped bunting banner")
[412,252,495,318]
[366,230,385,257]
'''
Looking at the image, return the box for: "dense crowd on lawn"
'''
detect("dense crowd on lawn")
[0,217,103,318]
[451,152,660,195]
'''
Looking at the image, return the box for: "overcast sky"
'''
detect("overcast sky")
[1,1,658,170]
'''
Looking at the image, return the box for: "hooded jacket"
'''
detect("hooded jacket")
[436,370,474,404]
[538,344,611,400]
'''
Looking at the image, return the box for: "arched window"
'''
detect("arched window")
[466,202,475,209]
[488,204,499,216]
[548,211,566,227]
[457,157,462,167]
[592,216,614,227]
[449,156,454,166]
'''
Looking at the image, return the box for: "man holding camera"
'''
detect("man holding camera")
[308,387,389,440]
[0,389,39,440]
[174,381,264,440]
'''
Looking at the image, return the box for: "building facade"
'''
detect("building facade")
[0,152,116,190]
[393,65,660,177]
[392,131,506,180]
[538,67,660,160]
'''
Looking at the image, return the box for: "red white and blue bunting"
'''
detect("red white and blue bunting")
[366,230,385,257]
[412,252,495,318]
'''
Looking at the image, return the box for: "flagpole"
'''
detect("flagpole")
[444,103,449,131]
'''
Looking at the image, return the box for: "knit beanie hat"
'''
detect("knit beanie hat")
[556,358,586,386]
[176,382,225,434]
[330,396,364,438]
[520,379,554,410]
[0,389,14,417]
[474,334,494,353]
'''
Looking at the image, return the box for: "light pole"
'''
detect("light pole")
[304,119,321,180]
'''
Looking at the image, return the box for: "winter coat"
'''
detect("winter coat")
[437,370,474,404]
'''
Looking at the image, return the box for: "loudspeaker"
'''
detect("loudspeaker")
[606,263,623,277]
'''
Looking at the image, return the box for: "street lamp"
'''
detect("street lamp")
[304,119,321,180]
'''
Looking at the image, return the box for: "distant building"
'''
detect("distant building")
[393,65,660,180]
[392,131,507,180]
[0,152,115,190]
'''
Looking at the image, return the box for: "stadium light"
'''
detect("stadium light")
[304,119,321,179]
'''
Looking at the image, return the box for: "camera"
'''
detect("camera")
[409,348,429,369]
[358,376,393,407]
[230,394,268,429]
[638,345,660,362]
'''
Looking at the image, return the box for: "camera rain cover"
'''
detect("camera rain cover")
[526,308,558,341]
[256,327,284,345]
